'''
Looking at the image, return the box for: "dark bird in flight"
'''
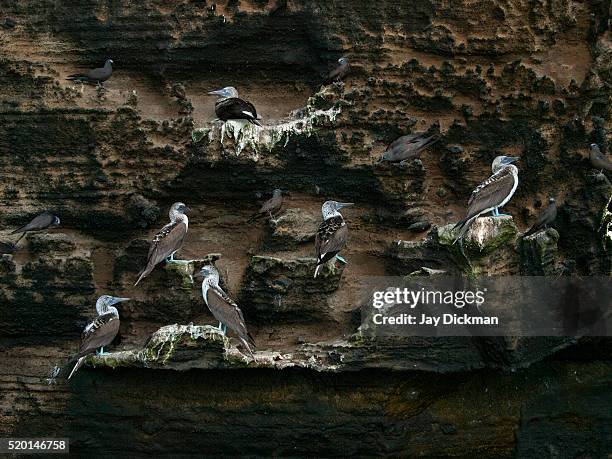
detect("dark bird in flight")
[377,132,439,165]
[66,59,114,85]
[325,57,350,84]
[314,200,353,278]
[208,86,261,126]
[590,143,612,173]
[11,211,60,243]
[453,156,519,244]
[248,189,284,222]
[135,202,190,286]
[198,265,256,359]
[525,198,557,236]
[68,295,130,379]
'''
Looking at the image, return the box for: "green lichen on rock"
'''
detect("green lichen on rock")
[439,216,518,257]
[520,228,559,275]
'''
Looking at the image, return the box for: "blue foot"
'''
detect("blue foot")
[335,254,347,264]
[491,208,499,217]
[218,322,227,335]
[97,347,108,356]
[496,213,512,217]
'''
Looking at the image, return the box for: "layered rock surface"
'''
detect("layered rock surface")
[0,0,610,456]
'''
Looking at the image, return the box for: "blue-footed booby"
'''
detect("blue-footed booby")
[68,295,129,379]
[325,57,350,84]
[525,197,557,236]
[590,143,612,172]
[197,265,256,359]
[248,189,284,222]
[377,132,439,165]
[67,59,113,85]
[11,211,60,243]
[314,200,353,278]
[453,156,519,244]
[208,86,261,126]
[134,202,190,286]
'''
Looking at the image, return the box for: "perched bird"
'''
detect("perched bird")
[11,211,60,243]
[377,132,439,165]
[248,189,283,222]
[314,201,353,278]
[134,202,190,286]
[197,265,256,359]
[208,86,261,126]
[68,295,130,379]
[325,57,350,84]
[525,198,557,236]
[453,156,520,244]
[66,59,114,85]
[590,143,612,173]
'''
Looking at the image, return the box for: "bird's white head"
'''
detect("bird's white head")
[338,57,349,65]
[492,155,519,173]
[106,59,114,66]
[198,265,220,285]
[208,86,239,99]
[321,200,354,220]
[169,202,189,222]
[95,295,130,316]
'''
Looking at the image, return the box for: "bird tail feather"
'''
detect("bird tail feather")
[134,267,151,286]
[68,356,86,380]
[239,338,256,360]
[314,264,322,278]
[452,217,475,245]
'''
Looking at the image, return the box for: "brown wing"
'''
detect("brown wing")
[206,287,255,350]
[77,313,120,358]
[135,221,187,285]
[259,194,282,213]
[315,216,348,264]
[464,167,516,220]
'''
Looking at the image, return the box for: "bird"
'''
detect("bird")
[453,156,520,244]
[134,202,190,286]
[325,57,350,84]
[590,143,612,173]
[376,132,439,165]
[68,295,130,379]
[525,198,557,236]
[208,86,261,126]
[66,59,114,85]
[248,189,284,222]
[314,201,353,278]
[197,265,256,359]
[11,211,60,243]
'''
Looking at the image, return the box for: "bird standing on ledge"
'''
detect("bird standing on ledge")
[68,295,130,380]
[314,200,353,278]
[377,132,439,165]
[248,189,284,222]
[197,265,256,359]
[11,211,60,243]
[453,156,519,244]
[325,57,350,84]
[525,198,557,236]
[208,86,261,126]
[590,143,612,173]
[66,59,113,86]
[135,202,190,286]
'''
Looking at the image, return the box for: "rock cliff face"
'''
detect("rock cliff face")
[0,0,610,456]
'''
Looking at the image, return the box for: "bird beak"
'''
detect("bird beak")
[338,202,354,209]
[506,156,520,164]
[208,89,224,96]
[184,206,191,213]
[111,297,130,305]
[194,271,204,279]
